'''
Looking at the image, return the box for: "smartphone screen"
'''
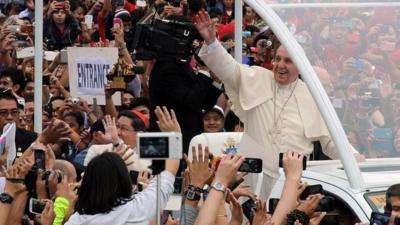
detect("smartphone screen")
[34,149,45,170]
[242,199,256,223]
[129,170,139,185]
[173,177,184,195]
[238,158,262,173]
[84,15,93,29]
[279,152,307,170]
[299,184,323,200]
[113,18,122,29]
[29,198,46,215]
[43,76,50,86]
[268,198,279,214]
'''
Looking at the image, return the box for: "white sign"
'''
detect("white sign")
[68,47,121,105]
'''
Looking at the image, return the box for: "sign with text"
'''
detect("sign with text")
[68,47,121,105]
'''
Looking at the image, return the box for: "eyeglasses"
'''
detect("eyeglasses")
[116,125,135,132]
[0,109,19,117]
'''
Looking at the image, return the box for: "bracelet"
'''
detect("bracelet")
[286,209,310,225]
[188,184,203,194]
[216,214,227,217]
[74,139,82,148]
[6,178,25,184]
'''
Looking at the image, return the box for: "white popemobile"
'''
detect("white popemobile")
[189,0,400,223]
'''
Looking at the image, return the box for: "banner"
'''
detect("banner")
[68,47,121,105]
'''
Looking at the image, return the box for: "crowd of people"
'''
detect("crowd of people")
[0,0,400,224]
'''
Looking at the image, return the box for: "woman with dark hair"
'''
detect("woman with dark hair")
[44,0,80,50]
[65,107,181,225]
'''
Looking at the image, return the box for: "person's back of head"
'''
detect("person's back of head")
[385,183,400,214]
[75,152,133,215]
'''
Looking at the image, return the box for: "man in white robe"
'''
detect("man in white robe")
[194,10,363,199]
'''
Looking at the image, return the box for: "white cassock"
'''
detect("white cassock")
[199,40,356,199]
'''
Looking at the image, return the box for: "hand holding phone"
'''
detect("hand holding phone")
[242,199,256,223]
[279,152,307,170]
[84,15,93,29]
[113,18,122,29]
[29,198,46,214]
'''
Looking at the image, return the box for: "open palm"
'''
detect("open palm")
[193,9,217,45]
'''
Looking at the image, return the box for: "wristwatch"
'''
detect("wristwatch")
[113,139,123,149]
[185,185,202,201]
[0,193,14,204]
[211,181,226,194]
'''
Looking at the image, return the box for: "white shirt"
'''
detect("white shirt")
[65,171,175,225]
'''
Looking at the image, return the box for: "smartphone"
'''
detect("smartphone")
[8,25,21,33]
[113,17,122,29]
[34,149,45,170]
[84,15,93,29]
[370,212,391,225]
[60,49,68,63]
[16,46,34,59]
[373,128,393,140]
[238,158,262,173]
[316,196,335,212]
[173,177,184,195]
[161,210,171,224]
[29,198,46,215]
[43,76,50,86]
[129,170,139,185]
[268,198,280,214]
[320,213,339,225]
[15,33,28,41]
[228,178,244,191]
[242,199,256,223]
[299,184,323,200]
[279,152,307,170]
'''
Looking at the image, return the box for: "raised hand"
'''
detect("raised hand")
[154,106,181,133]
[193,9,217,45]
[227,190,243,225]
[214,153,244,187]
[252,199,268,225]
[296,194,324,217]
[184,144,214,188]
[283,151,304,181]
[102,115,119,144]
[37,201,55,225]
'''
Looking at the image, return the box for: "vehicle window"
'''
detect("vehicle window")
[268,1,400,159]
[364,191,386,213]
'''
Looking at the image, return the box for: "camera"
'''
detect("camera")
[132,18,199,61]
[137,132,182,159]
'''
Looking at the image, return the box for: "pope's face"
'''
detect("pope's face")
[273,46,299,85]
